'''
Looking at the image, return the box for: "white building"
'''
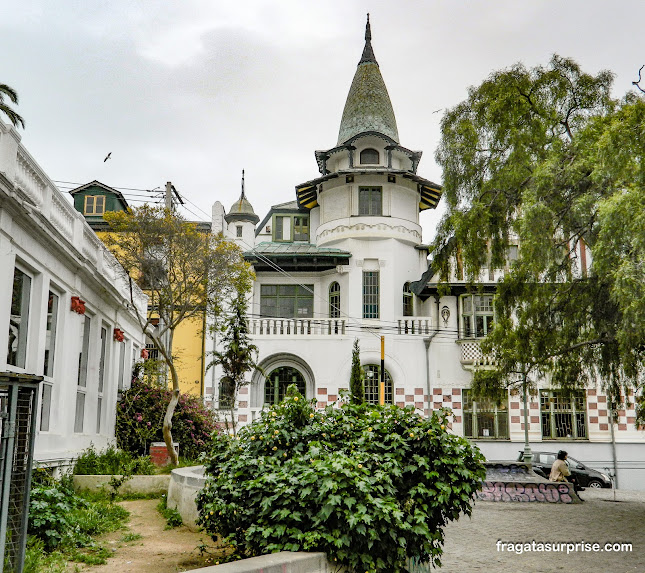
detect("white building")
[0,120,147,467]
[208,17,645,490]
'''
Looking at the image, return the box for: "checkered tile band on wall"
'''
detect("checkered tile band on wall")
[587,389,635,432]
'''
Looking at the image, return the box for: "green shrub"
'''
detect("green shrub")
[157,494,183,529]
[72,444,156,475]
[116,377,218,460]
[28,474,129,561]
[28,479,88,551]
[196,386,485,572]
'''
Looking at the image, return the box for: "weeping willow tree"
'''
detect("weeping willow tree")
[433,55,645,424]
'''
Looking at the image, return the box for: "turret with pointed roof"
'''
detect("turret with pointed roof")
[337,14,399,145]
[225,170,259,225]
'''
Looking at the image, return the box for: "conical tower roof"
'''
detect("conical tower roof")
[337,15,399,145]
[225,170,259,224]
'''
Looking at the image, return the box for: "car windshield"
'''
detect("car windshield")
[566,457,582,467]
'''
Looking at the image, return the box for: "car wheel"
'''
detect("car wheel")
[587,479,603,488]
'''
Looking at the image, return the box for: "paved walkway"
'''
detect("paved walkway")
[439,488,645,572]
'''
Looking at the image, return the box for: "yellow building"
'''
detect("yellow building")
[70,180,206,396]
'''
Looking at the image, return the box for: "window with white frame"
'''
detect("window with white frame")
[40,290,60,431]
[117,339,126,392]
[461,294,494,338]
[7,267,31,368]
[462,389,508,439]
[75,315,91,433]
[97,325,108,433]
[362,365,393,404]
[540,390,587,439]
[329,282,341,318]
[362,271,379,319]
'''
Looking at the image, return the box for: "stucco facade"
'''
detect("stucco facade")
[0,121,147,466]
[206,18,645,490]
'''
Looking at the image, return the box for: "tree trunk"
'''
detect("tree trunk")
[156,332,180,466]
[163,389,180,466]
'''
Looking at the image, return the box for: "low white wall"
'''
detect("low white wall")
[167,465,206,531]
[73,474,170,496]
[189,552,339,573]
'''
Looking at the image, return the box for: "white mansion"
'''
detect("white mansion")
[207,17,645,490]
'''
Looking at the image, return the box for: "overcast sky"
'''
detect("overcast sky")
[2,1,644,242]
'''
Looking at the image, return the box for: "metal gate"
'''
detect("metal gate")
[0,373,42,573]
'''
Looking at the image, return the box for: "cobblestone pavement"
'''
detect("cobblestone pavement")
[439,488,645,572]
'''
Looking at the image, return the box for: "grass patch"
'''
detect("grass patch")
[121,532,143,543]
[157,495,183,529]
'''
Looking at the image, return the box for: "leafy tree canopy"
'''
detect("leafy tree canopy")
[196,387,484,572]
[104,205,253,462]
[0,83,25,128]
[433,55,645,420]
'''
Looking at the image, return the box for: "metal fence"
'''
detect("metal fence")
[0,373,42,573]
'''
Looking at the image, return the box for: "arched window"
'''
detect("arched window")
[264,366,306,405]
[329,282,341,318]
[360,148,379,165]
[362,365,393,405]
[403,282,413,316]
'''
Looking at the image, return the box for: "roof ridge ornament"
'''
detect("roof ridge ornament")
[359,13,377,65]
[240,169,246,201]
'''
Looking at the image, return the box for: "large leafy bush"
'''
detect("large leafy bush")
[196,387,485,572]
[116,378,217,460]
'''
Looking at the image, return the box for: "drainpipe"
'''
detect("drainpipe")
[423,333,437,417]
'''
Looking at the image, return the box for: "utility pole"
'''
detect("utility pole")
[165,181,173,210]
[379,336,385,405]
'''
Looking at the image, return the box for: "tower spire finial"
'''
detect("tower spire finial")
[241,169,245,200]
[359,13,377,65]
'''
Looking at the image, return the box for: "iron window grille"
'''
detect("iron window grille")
[264,367,306,405]
[362,365,392,404]
[462,389,509,439]
[540,390,587,439]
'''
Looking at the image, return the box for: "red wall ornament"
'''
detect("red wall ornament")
[140,348,149,359]
[70,296,86,315]
[113,328,125,342]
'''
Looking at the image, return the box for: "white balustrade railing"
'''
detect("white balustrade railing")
[0,121,147,318]
[250,318,346,336]
[396,317,434,335]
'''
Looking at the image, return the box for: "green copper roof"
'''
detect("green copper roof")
[337,16,399,145]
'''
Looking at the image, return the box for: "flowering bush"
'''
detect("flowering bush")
[116,378,217,460]
[196,386,485,572]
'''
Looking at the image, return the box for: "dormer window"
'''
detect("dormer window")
[84,195,105,215]
[360,148,379,165]
[273,214,310,242]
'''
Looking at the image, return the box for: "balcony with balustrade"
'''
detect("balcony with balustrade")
[457,339,496,369]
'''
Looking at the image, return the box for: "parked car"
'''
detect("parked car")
[517,451,612,488]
